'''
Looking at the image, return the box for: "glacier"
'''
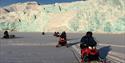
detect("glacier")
[0,0,125,33]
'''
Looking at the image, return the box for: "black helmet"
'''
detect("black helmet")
[86,31,93,36]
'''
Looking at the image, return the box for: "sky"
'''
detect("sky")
[0,0,80,7]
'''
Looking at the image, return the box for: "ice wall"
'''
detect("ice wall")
[0,0,125,33]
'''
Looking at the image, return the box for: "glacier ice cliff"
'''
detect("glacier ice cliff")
[0,0,125,33]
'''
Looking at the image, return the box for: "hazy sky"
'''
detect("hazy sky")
[0,0,80,7]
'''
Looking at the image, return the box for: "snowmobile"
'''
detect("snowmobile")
[2,35,15,39]
[42,32,45,35]
[56,37,67,47]
[81,44,106,63]
[53,32,60,37]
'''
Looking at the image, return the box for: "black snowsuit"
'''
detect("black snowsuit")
[80,36,97,49]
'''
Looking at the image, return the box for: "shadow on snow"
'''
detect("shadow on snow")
[99,46,111,60]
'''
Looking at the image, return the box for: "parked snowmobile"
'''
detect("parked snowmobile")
[53,32,60,37]
[56,37,67,47]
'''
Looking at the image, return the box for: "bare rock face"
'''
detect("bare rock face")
[0,8,9,14]
[7,5,26,12]
[26,2,39,10]
[26,4,39,10]
[3,2,39,12]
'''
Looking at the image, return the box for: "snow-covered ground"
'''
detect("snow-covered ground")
[0,32,124,63]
